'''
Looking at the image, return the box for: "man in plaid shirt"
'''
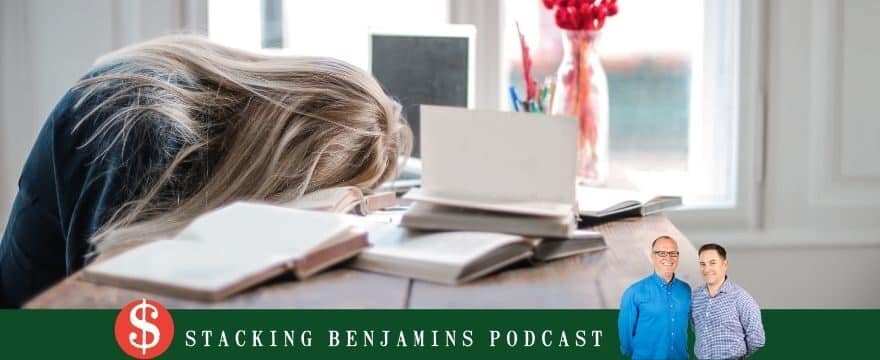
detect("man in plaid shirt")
[691,243,766,359]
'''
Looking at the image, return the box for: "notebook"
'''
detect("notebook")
[81,202,367,301]
[350,223,605,285]
[576,186,682,218]
[401,105,579,237]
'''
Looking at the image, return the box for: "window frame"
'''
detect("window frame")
[668,0,766,232]
[450,0,766,232]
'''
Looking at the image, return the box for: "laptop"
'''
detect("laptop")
[368,25,476,193]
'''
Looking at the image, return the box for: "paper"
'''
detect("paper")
[419,105,578,206]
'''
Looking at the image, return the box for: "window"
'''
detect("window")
[208,0,449,70]
[208,0,747,212]
[501,0,739,208]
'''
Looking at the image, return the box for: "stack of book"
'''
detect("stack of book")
[349,106,601,284]
[400,105,580,236]
[400,105,680,233]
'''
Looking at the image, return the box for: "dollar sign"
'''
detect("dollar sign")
[129,299,161,355]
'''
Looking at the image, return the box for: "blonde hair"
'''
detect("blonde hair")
[73,34,411,254]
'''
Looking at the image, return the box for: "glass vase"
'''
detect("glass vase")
[551,30,609,186]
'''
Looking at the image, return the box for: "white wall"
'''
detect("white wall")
[674,0,880,308]
[0,0,877,308]
[0,0,206,229]
[728,246,880,309]
[2,2,116,228]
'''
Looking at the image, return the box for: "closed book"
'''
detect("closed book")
[401,202,576,238]
[532,230,606,261]
[402,188,574,218]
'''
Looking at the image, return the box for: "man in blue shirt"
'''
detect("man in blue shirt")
[691,243,765,359]
[618,235,692,359]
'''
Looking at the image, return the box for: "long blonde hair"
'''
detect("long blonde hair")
[74,34,411,254]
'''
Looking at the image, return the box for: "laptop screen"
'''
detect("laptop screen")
[369,27,474,158]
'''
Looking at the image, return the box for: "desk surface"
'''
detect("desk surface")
[25,214,700,309]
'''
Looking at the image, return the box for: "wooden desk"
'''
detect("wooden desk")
[25,214,701,309]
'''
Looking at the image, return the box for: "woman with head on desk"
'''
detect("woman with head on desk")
[0,34,412,307]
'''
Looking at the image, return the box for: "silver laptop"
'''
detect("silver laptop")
[369,25,476,193]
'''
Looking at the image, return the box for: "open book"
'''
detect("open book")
[82,202,367,301]
[286,186,396,215]
[350,223,605,285]
[401,105,579,237]
[576,186,682,219]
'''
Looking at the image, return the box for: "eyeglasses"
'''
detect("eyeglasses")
[653,251,680,258]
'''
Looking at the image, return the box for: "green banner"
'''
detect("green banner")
[0,309,876,358]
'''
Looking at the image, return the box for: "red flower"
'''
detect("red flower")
[543,0,618,31]
[607,3,619,16]
[554,7,570,29]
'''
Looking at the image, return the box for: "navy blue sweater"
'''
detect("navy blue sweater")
[0,65,202,307]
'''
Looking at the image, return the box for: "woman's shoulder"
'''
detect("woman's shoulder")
[43,62,190,188]
[48,61,133,131]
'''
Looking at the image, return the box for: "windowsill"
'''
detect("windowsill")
[604,167,735,210]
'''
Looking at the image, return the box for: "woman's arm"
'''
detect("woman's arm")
[1,88,80,307]
[0,65,183,307]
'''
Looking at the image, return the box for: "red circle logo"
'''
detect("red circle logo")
[114,298,175,359]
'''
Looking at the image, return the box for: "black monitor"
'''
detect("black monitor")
[368,26,475,158]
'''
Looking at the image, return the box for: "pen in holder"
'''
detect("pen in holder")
[509,22,557,115]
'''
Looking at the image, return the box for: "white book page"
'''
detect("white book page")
[576,187,657,215]
[363,224,526,267]
[419,105,577,205]
[174,202,355,256]
[286,187,360,212]
[85,240,286,293]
